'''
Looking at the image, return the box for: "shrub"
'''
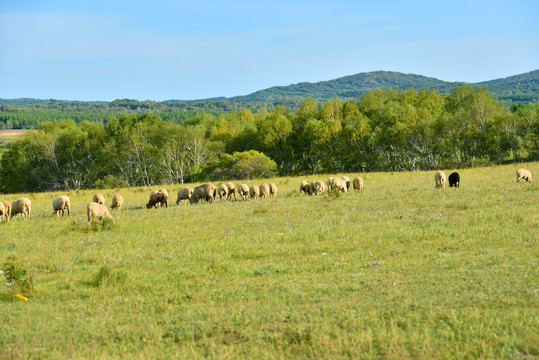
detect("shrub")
[94,174,129,189]
[211,150,277,180]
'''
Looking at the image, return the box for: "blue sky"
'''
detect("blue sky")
[1,0,538,101]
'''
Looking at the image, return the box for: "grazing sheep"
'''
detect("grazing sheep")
[52,196,71,217]
[326,177,334,190]
[434,171,446,189]
[309,181,317,195]
[87,202,115,224]
[250,185,260,199]
[92,193,105,206]
[147,189,168,209]
[226,182,237,201]
[2,201,11,222]
[148,189,169,207]
[269,183,277,197]
[11,198,31,220]
[155,189,169,207]
[0,202,5,222]
[259,183,270,198]
[330,177,348,193]
[448,172,460,188]
[341,176,351,191]
[111,194,125,211]
[190,183,216,204]
[238,184,249,200]
[299,181,310,195]
[516,168,533,183]
[176,187,193,205]
[352,176,364,191]
[217,184,229,200]
[313,180,326,195]
[156,189,169,207]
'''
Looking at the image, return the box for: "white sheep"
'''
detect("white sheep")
[250,185,260,199]
[269,183,277,197]
[11,198,31,220]
[330,177,348,193]
[341,176,351,191]
[434,171,446,188]
[92,193,105,206]
[189,183,216,204]
[87,202,115,224]
[299,181,310,195]
[313,180,326,195]
[352,176,364,191]
[111,194,125,211]
[259,183,270,198]
[176,187,193,205]
[217,184,229,200]
[238,184,249,200]
[1,201,11,222]
[226,182,237,201]
[52,196,71,217]
[0,202,5,222]
[326,177,335,190]
[516,168,533,183]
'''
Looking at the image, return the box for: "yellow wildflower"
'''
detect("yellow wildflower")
[15,294,28,301]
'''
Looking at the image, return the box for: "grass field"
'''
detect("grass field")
[0,130,28,143]
[0,130,30,156]
[0,163,538,359]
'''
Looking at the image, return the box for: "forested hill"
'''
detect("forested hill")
[475,70,539,103]
[229,71,463,102]
[228,70,539,103]
[1,70,538,108]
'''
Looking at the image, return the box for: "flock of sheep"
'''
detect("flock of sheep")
[299,175,364,195]
[0,168,533,224]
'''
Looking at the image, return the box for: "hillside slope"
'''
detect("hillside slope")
[229,71,464,102]
[229,70,539,103]
[476,70,539,103]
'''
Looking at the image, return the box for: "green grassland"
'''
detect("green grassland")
[1,163,538,359]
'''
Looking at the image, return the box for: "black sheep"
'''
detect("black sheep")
[448,172,460,187]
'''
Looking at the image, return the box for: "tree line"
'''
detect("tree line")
[0,99,275,130]
[0,85,537,193]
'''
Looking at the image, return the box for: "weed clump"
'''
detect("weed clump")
[88,218,116,232]
[83,265,126,287]
[2,255,34,296]
[328,186,342,199]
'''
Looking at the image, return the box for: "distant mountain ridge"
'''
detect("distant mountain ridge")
[1,70,538,106]
[228,71,464,103]
[225,70,539,103]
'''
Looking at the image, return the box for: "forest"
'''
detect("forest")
[0,85,538,193]
[1,70,538,131]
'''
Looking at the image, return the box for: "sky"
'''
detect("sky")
[0,0,538,101]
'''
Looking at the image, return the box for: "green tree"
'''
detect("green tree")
[211,150,277,180]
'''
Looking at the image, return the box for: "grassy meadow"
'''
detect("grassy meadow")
[0,162,538,359]
[0,130,29,156]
